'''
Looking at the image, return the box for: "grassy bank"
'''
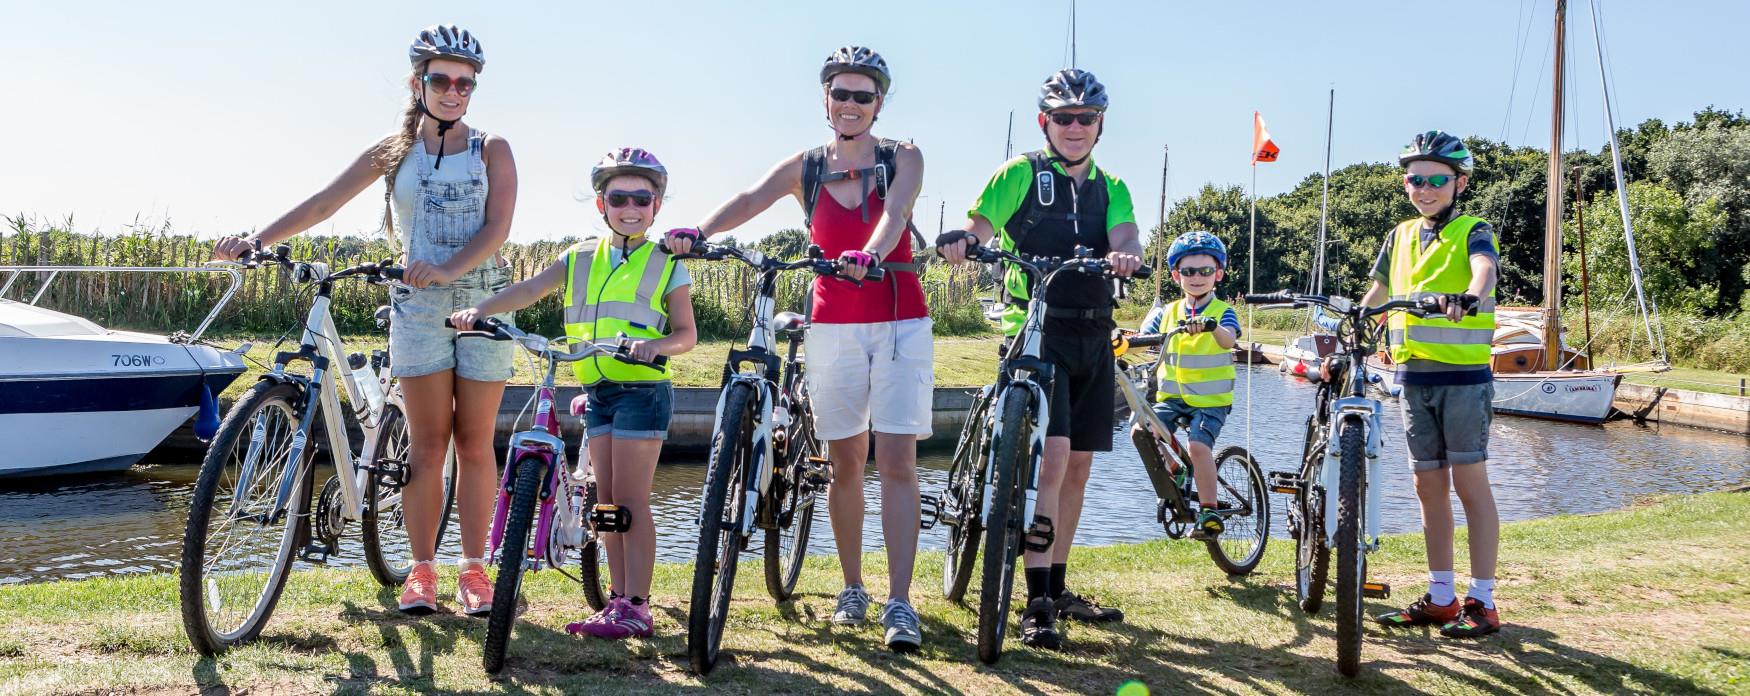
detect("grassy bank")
[3,490,1746,694]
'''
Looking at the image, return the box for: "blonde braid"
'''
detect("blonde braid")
[375,64,426,252]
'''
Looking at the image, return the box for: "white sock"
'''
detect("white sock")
[1467,578,1496,609]
[1428,570,1457,605]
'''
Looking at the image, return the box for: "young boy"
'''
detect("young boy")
[1364,130,1502,638]
[1151,231,1241,539]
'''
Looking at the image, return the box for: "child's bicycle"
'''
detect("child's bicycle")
[445,317,666,675]
[180,244,456,656]
[1112,327,1269,574]
[1243,289,1474,677]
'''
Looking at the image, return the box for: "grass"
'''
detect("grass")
[3,489,1748,694]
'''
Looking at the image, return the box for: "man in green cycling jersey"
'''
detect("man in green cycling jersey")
[939,68,1143,650]
[1363,131,1502,638]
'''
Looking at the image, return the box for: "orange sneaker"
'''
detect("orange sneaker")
[457,559,495,617]
[1439,598,1501,638]
[398,561,439,615]
[1374,593,1461,628]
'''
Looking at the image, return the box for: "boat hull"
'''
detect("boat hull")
[1492,371,1623,424]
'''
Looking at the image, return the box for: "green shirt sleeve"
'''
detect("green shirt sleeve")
[1101,169,1136,231]
[968,156,1033,232]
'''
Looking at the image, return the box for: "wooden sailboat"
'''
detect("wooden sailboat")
[1280,88,1340,379]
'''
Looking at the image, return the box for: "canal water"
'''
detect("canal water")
[4,366,1746,585]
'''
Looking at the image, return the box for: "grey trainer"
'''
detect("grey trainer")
[831,584,870,626]
[881,598,922,652]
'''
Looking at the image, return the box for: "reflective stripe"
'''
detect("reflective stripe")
[594,301,667,332]
[1161,353,1234,369]
[1390,292,1497,312]
[1159,379,1236,396]
[1406,325,1495,345]
[563,244,671,332]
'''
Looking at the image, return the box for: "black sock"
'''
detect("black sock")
[628,595,646,606]
[1049,564,1067,599]
[1025,567,1051,601]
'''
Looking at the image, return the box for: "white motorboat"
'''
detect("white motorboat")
[0,266,247,478]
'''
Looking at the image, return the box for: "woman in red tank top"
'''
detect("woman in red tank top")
[809,187,929,323]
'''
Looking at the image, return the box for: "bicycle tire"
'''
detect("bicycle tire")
[942,387,991,602]
[1203,446,1269,575]
[482,455,546,674]
[1334,419,1367,677]
[977,390,1031,665]
[179,380,309,656]
[688,383,754,674]
[360,402,457,586]
[764,388,817,601]
[578,476,609,611]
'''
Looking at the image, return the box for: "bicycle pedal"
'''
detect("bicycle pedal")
[1362,582,1392,599]
[1267,471,1303,495]
[1022,515,1055,553]
[298,542,334,564]
[919,495,942,531]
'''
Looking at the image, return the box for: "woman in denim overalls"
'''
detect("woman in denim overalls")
[211,24,516,617]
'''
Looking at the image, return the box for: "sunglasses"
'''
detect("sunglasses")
[830,88,879,105]
[421,73,478,96]
[605,190,655,208]
[1048,111,1102,127]
[1176,266,1219,277]
[1404,174,1457,189]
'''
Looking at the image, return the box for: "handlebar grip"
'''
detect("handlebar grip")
[1125,333,1164,348]
[612,351,669,369]
[1242,291,1294,304]
[864,266,885,281]
[444,317,502,333]
[382,266,404,281]
[1131,265,1153,280]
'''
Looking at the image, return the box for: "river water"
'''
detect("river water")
[4,366,1746,585]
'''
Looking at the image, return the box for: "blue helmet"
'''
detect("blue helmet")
[1167,231,1227,269]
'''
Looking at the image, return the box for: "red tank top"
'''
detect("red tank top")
[808,189,929,324]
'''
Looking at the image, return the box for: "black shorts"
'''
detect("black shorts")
[1039,333,1116,452]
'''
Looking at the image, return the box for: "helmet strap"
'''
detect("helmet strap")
[1042,136,1091,168]
[417,97,461,170]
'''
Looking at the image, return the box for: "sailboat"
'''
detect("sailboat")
[1280,89,1340,380]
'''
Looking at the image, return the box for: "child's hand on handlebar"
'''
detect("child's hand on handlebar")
[1180,316,1219,334]
[625,339,662,364]
[1436,293,1478,323]
[448,307,485,331]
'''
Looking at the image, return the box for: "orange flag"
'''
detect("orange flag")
[1252,111,1280,164]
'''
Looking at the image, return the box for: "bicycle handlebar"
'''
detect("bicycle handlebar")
[224,242,405,285]
[958,242,1151,282]
[663,240,885,284]
[1241,290,1477,321]
[443,318,669,368]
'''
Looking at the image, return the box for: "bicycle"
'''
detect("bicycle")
[1244,289,1473,677]
[179,244,457,656]
[680,242,870,674]
[444,318,664,674]
[933,243,1148,665]
[1111,327,1269,574]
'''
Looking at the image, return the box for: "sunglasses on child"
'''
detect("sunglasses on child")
[830,88,880,105]
[421,73,478,96]
[605,190,656,208]
[1175,265,1220,277]
[1048,111,1102,127]
[1404,174,1457,189]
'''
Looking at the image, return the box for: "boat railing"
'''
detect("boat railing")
[0,264,244,343]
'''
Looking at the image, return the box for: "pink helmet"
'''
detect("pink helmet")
[590,148,668,194]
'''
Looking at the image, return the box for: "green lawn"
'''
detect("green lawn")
[3,489,1747,694]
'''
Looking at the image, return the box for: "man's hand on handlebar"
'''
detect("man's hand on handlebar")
[935,230,977,265]
[1105,251,1143,278]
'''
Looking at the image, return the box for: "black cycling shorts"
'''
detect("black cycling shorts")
[1039,333,1116,452]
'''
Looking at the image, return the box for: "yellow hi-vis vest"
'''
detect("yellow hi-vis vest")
[1155,297,1236,407]
[562,237,676,386]
[1386,215,1497,367]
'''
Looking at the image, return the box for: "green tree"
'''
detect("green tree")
[1647,122,1750,312]
[754,228,810,259]
[1565,182,1724,313]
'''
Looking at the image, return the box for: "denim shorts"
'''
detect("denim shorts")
[1399,381,1493,471]
[1151,399,1231,448]
[583,382,674,441]
[388,265,516,381]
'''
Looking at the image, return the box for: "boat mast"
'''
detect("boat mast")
[1156,144,1169,302]
[1587,0,1665,361]
[1314,88,1334,295]
[1543,0,1567,371]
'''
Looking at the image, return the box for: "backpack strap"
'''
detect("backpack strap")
[801,145,828,229]
[802,139,927,260]
[1004,151,1055,254]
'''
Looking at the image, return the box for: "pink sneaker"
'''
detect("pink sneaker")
[577,597,654,639]
[565,597,621,635]
[456,561,495,617]
[398,561,439,614]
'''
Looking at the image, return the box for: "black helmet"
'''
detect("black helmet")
[819,46,891,94]
[410,24,485,72]
[1399,130,1474,175]
[1039,69,1107,112]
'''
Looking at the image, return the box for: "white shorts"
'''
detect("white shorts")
[804,318,934,441]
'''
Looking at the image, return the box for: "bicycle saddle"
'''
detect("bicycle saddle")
[374,305,392,329]
[770,311,808,337]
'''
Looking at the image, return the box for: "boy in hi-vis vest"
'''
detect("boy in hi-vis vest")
[450,148,697,641]
[1152,231,1242,540]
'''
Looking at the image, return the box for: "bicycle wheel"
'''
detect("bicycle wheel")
[689,384,755,674]
[942,388,991,602]
[1333,419,1367,677]
[179,380,310,656]
[360,402,457,586]
[1203,446,1269,575]
[482,455,546,675]
[764,389,818,601]
[578,475,609,611]
[977,390,1031,665]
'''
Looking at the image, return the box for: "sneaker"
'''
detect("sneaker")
[1375,593,1462,628]
[832,585,871,626]
[456,564,494,617]
[579,598,654,640]
[1191,508,1224,539]
[1055,591,1124,624]
[564,598,619,635]
[881,598,922,653]
[1019,597,1063,650]
[1439,598,1501,638]
[397,561,439,615]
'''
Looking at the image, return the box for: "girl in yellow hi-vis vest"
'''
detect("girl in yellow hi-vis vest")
[1152,231,1242,541]
[449,148,697,641]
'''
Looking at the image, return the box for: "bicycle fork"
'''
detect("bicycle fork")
[1324,399,1390,598]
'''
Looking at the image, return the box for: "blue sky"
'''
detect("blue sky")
[4,1,1742,246]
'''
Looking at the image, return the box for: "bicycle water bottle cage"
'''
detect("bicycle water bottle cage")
[570,394,588,417]
[591,504,633,533]
[1023,515,1056,553]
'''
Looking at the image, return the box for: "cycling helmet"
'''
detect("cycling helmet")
[409,24,485,72]
[1039,69,1108,112]
[819,46,891,94]
[590,148,668,195]
[1398,130,1474,175]
[1167,231,1228,269]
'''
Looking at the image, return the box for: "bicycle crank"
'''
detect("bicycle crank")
[314,474,347,553]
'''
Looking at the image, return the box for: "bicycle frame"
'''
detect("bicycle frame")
[710,253,784,539]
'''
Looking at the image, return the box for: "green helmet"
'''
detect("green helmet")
[1399,130,1474,175]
